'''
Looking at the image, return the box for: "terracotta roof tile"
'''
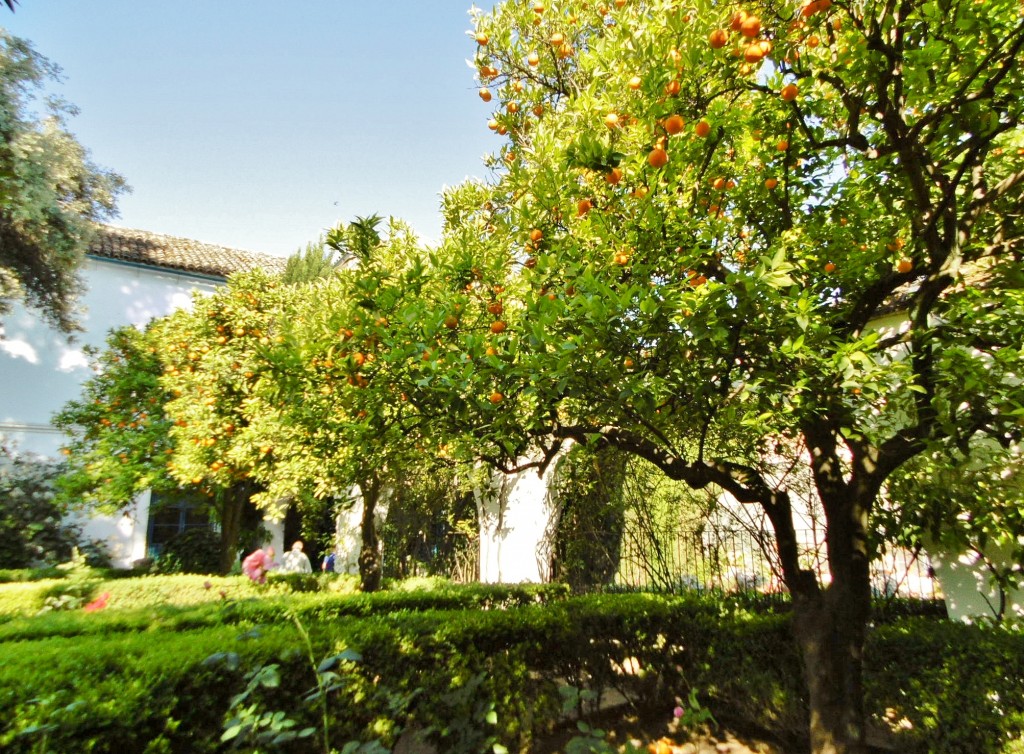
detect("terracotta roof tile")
[88,225,288,278]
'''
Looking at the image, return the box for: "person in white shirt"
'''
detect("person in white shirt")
[281,540,312,574]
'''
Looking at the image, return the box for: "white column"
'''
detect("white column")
[475,448,566,584]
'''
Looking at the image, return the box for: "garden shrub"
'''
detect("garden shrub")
[267,570,323,593]
[0,566,64,583]
[866,618,1024,753]
[870,596,948,623]
[0,447,81,568]
[0,586,1018,753]
[36,553,102,613]
[0,578,570,640]
[0,594,711,752]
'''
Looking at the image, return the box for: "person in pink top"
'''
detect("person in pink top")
[241,546,276,584]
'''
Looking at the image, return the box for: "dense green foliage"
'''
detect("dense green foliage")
[53,325,176,510]
[0,445,81,568]
[280,236,343,285]
[0,576,1020,753]
[0,28,126,332]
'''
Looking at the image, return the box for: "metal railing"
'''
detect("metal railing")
[615,526,938,599]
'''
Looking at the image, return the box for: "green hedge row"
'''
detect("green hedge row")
[0,579,570,643]
[0,567,65,584]
[1,592,1021,753]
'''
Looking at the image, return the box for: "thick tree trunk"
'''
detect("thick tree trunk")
[218,481,249,574]
[357,475,382,592]
[765,483,873,754]
[791,586,870,754]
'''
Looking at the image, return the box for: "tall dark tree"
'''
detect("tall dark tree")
[0,29,127,333]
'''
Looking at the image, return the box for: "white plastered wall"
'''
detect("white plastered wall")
[0,257,220,565]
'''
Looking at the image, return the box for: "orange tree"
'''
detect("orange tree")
[254,219,449,592]
[155,269,297,573]
[54,324,178,512]
[396,1,1024,752]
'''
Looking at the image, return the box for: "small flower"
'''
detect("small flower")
[673,706,684,719]
[203,580,213,590]
[83,592,111,613]
[219,589,228,599]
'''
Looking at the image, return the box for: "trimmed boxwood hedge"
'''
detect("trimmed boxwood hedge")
[0,589,1020,753]
[0,579,570,642]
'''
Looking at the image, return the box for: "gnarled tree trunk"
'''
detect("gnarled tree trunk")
[767,483,873,754]
[357,474,383,592]
[218,481,251,574]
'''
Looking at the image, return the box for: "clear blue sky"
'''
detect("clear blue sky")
[3,1,498,257]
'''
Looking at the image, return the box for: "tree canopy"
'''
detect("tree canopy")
[50,1,1024,750]
[399,1,1022,751]
[0,29,127,333]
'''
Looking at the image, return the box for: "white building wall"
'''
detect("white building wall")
[0,257,222,567]
[63,489,152,568]
[0,256,220,457]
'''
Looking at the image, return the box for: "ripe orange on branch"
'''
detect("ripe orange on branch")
[739,15,761,38]
[648,147,669,168]
[780,83,799,101]
[694,120,712,137]
[663,114,685,134]
[801,0,832,17]
[709,28,729,48]
[744,43,766,63]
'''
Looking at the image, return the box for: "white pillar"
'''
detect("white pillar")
[475,448,566,584]
[930,544,1024,622]
[332,485,389,575]
[263,517,285,558]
